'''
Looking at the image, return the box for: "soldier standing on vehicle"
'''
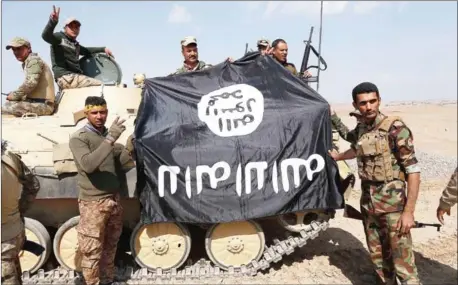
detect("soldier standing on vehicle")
[171,36,233,75]
[171,36,213,75]
[436,167,457,224]
[2,139,40,285]
[2,37,55,117]
[329,82,422,285]
[257,38,271,55]
[69,96,134,285]
[271,39,311,78]
[41,5,114,90]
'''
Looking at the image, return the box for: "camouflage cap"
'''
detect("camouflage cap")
[349,109,362,117]
[64,17,81,26]
[181,36,197,46]
[257,38,270,47]
[5,37,30,50]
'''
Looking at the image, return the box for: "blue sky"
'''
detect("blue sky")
[1,1,457,104]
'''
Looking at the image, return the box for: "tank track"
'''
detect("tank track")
[22,218,330,284]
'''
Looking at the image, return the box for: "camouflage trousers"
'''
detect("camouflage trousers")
[77,194,123,285]
[57,73,102,90]
[1,230,25,285]
[1,100,54,117]
[361,209,420,285]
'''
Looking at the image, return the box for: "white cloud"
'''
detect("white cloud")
[352,1,382,14]
[262,1,349,19]
[168,4,192,24]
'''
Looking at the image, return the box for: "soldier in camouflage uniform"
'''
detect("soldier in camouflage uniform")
[2,139,40,285]
[270,39,311,78]
[2,37,55,117]
[170,36,213,75]
[257,38,271,55]
[436,167,457,224]
[41,6,114,90]
[69,96,134,285]
[171,36,234,75]
[330,82,421,285]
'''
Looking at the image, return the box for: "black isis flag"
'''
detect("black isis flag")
[133,52,343,224]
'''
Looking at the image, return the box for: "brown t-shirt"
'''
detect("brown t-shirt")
[69,126,133,201]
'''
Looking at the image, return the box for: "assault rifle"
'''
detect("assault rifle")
[344,204,442,232]
[299,26,328,84]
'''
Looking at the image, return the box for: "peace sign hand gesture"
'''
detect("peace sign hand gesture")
[51,5,60,21]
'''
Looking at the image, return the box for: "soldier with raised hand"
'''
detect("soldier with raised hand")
[2,37,55,117]
[436,167,457,224]
[41,5,113,90]
[329,82,422,285]
[2,139,40,285]
[69,96,134,285]
[256,38,271,55]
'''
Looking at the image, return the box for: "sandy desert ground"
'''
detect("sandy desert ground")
[155,101,458,285]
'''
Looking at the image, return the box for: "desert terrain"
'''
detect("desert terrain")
[161,101,458,285]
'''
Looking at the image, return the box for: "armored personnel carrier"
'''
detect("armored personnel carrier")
[2,51,355,284]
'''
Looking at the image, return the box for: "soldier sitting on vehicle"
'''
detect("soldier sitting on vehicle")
[170,36,233,75]
[270,38,311,78]
[2,37,55,117]
[2,139,40,285]
[41,5,114,90]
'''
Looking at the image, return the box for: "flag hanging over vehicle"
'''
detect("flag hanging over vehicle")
[134,52,343,224]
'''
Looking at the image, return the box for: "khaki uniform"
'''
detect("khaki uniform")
[2,50,55,117]
[69,124,133,284]
[351,114,421,285]
[283,62,298,75]
[1,148,40,285]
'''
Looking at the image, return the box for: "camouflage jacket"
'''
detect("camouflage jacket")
[330,111,359,145]
[3,151,40,214]
[351,113,420,214]
[171,60,212,75]
[10,53,45,101]
[439,167,457,210]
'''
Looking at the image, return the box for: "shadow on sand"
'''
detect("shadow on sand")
[266,227,457,285]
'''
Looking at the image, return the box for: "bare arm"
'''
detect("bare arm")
[69,135,114,173]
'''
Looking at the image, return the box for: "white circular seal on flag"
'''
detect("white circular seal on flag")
[197,84,264,137]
